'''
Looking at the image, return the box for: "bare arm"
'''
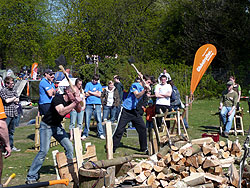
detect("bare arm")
[46,88,56,97]
[0,119,11,158]
[55,102,77,117]
[87,90,101,98]
[134,89,146,99]
[155,91,172,98]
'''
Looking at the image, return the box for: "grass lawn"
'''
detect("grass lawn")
[2,99,250,186]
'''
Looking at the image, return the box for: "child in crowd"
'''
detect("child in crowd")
[144,100,155,129]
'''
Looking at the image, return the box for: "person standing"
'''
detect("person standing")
[82,75,105,140]
[101,81,120,123]
[0,76,20,152]
[155,75,172,128]
[113,75,124,121]
[219,81,238,138]
[69,78,86,141]
[38,69,56,115]
[144,100,155,129]
[229,76,241,110]
[113,75,152,154]
[157,68,171,83]
[26,86,82,184]
[0,97,11,186]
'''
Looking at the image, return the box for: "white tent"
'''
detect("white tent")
[57,77,77,94]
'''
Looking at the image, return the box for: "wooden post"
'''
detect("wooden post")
[185,95,189,123]
[34,115,41,150]
[73,128,83,170]
[105,121,115,187]
[177,110,181,135]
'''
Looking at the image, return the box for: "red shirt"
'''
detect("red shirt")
[145,105,155,122]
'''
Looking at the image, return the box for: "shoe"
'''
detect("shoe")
[11,146,21,152]
[222,131,229,138]
[99,135,105,140]
[81,135,87,140]
[26,179,37,184]
[140,149,149,155]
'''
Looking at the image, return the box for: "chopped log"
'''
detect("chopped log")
[154,165,164,172]
[157,172,167,180]
[211,147,219,156]
[152,180,161,188]
[147,172,156,186]
[223,146,228,152]
[174,141,188,149]
[203,143,213,155]
[228,163,239,187]
[219,157,235,168]
[141,161,153,171]
[134,164,143,174]
[219,141,225,147]
[197,166,205,173]
[79,168,107,178]
[182,173,206,186]
[197,155,205,165]
[170,165,185,173]
[215,143,220,150]
[186,156,199,168]
[191,137,214,146]
[127,170,136,179]
[172,152,181,162]
[83,155,133,169]
[157,145,171,159]
[232,142,241,152]
[204,173,227,184]
[171,145,179,151]
[189,166,197,173]
[203,156,220,169]
[184,145,201,157]
[157,159,166,167]
[144,170,152,177]
[177,158,186,166]
[164,153,172,165]
[180,171,189,178]
[236,151,242,158]
[160,179,169,187]
[222,151,230,159]
[136,172,147,183]
[227,139,233,151]
[162,167,172,175]
[179,143,192,154]
[215,166,223,175]
[208,167,215,174]
[192,183,214,188]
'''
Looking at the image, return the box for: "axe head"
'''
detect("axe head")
[55,54,67,66]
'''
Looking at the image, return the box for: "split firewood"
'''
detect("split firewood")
[157,145,171,159]
[135,172,147,183]
[182,173,206,186]
[189,166,197,173]
[232,141,241,152]
[153,165,164,172]
[227,139,232,151]
[236,151,242,158]
[219,157,235,168]
[141,161,153,171]
[219,140,225,148]
[222,151,230,159]
[133,164,142,174]
[170,165,185,173]
[147,172,156,186]
[152,180,161,188]
[144,170,151,177]
[215,143,220,150]
[191,137,214,146]
[172,152,181,162]
[197,166,205,173]
[180,171,189,178]
[171,145,179,151]
[157,159,166,167]
[215,165,223,175]
[203,143,213,155]
[162,167,172,175]
[203,156,220,169]
[228,163,239,187]
[156,172,167,180]
[177,158,186,166]
[186,155,199,168]
[223,146,228,152]
[184,144,201,157]
[211,147,219,156]
[197,154,205,165]
[179,143,192,154]
[160,179,169,187]
[204,173,227,184]
[192,182,214,188]
[164,153,172,165]
[127,170,136,179]
[174,141,188,149]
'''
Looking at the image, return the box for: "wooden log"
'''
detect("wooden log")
[147,172,156,186]
[215,166,223,175]
[157,145,171,159]
[189,166,197,173]
[219,157,235,168]
[83,155,133,169]
[160,179,169,187]
[228,163,239,187]
[184,144,201,157]
[203,156,220,169]
[136,172,147,183]
[177,158,186,166]
[223,146,228,152]
[174,141,188,149]
[134,164,143,174]
[197,155,205,165]
[179,143,192,154]
[197,166,205,173]
[73,128,83,170]
[191,137,214,146]
[180,171,189,178]
[227,139,232,151]
[182,173,206,186]
[192,183,214,188]
[154,165,164,172]
[144,170,151,177]
[127,171,136,179]
[204,173,227,184]
[215,143,220,150]
[232,142,241,152]
[156,172,167,180]
[171,145,179,151]
[162,167,172,175]
[172,152,181,162]
[202,143,213,155]
[141,161,153,171]
[186,156,199,168]
[79,168,107,177]
[236,151,242,158]
[157,159,166,167]
[219,141,225,148]
[222,151,230,159]
[164,153,172,165]
[170,165,185,173]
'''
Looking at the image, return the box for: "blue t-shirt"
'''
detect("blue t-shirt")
[122,82,144,110]
[85,81,102,104]
[39,78,55,104]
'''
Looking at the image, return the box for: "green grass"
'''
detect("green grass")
[2,99,250,186]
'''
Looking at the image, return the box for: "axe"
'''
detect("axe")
[3,173,16,187]
[128,56,151,91]
[58,65,83,106]
[6,179,69,188]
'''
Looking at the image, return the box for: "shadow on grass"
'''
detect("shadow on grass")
[199,125,220,133]
[117,142,140,152]
[27,134,35,141]
[40,165,56,175]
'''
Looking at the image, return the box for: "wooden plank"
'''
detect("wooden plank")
[191,137,214,146]
[73,127,83,170]
[182,173,206,186]
[228,163,239,187]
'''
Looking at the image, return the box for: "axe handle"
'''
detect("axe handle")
[3,173,16,187]
[58,65,76,93]
[6,179,69,188]
[131,63,151,91]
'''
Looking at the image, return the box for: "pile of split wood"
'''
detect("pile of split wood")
[116,137,243,188]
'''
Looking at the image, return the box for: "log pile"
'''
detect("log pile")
[116,137,243,188]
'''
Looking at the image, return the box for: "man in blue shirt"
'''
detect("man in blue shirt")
[113,75,152,154]
[82,75,105,140]
[39,69,56,115]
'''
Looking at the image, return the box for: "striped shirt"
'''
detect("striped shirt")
[0,87,18,117]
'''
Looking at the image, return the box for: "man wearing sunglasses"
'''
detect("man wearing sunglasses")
[39,69,56,116]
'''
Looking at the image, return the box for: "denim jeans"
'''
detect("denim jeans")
[83,104,104,137]
[6,116,18,148]
[220,106,235,133]
[69,110,84,130]
[27,121,73,181]
[103,106,116,122]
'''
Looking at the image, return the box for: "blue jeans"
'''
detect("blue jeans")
[27,121,73,181]
[83,104,104,137]
[69,110,84,130]
[220,106,235,133]
[103,106,116,122]
[146,121,153,129]
[6,116,18,148]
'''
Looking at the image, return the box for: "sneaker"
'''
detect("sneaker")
[99,135,106,140]
[26,179,37,184]
[81,135,87,140]
[11,146,21,152]
[222,131,229,138]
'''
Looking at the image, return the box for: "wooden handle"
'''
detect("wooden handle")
[3,173,16,187]
[49,179,69,186]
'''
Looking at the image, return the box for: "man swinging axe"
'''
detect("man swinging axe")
[26,86,82,184]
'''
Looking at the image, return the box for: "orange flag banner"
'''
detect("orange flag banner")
[190,44,217,94]
[31,62,38,80]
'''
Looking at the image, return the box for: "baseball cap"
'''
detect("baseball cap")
[227,80,233,86]
[44,69,54,74]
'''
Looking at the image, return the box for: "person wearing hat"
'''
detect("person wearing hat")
[219,80,238,138]
[38,69,56,115]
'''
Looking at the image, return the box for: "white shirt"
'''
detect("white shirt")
[155,83,172,106]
